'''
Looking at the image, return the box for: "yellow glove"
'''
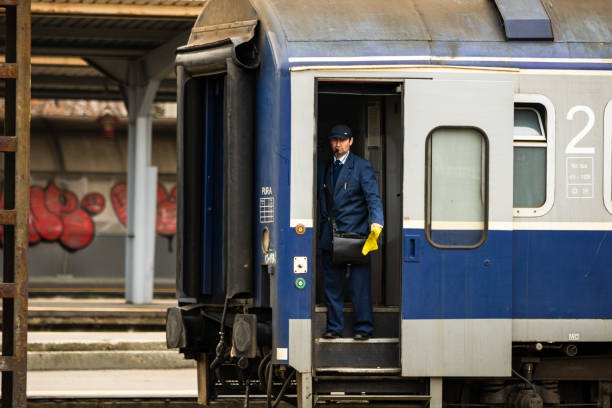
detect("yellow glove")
[362,226,382,255]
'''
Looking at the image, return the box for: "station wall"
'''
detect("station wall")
[2,115,178,294]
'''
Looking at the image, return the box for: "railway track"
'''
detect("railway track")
[26,398,603,408]
[26,297,173,330]
[27,397,297,408]
[28,398,201,408]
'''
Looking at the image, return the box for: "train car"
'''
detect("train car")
[165,0,612,406]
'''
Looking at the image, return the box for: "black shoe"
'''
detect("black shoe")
[353,331,371,340]
[322,330,341,339]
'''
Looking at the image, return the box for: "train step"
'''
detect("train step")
[313,305,400,338]
[313,375,430,406]
[314,305,400,371]
[315,394,430,406]
[314,337,400,371]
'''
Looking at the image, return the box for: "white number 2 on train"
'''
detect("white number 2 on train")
[565,105,595,155]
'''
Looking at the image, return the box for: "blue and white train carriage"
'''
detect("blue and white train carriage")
[166,0,612,406]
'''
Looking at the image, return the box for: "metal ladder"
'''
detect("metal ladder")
[1,0,30,406]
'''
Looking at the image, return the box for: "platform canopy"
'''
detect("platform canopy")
[0,0,206,101]
[0,0,208,304]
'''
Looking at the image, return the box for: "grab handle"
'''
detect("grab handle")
[404,234,420,263]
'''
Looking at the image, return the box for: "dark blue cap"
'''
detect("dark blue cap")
[329,124,352,140]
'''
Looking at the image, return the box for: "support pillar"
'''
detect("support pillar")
[196,353,209,405]
[297,372,313,408]
[600,381,612,408]
[87,32,189,305]
[430,377,443,408]
[124,63,160,304]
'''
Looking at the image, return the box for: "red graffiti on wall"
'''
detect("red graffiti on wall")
[110,183,127,226]
[81,192,105,215]
[110,182,177,236]
[0,183,104,250]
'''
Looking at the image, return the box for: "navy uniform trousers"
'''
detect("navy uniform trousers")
[321,250,373,335]
[318,152,384,336]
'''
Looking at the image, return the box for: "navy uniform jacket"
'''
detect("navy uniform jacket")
[317,153,384,251]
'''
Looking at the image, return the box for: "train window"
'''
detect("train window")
[514,108,545,141]
[513,95,555,217]
[605,100,612,214]
[425,127,488,249]
[513,107,546,208]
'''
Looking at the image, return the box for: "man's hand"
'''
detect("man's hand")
[363,223,383,255]
[371,223,383,232]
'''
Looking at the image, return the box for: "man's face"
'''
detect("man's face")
[330,137,353,158]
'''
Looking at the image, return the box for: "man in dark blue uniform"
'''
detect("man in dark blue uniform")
[318,124,384,340]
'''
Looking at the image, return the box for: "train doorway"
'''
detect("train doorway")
[314,80,403,309]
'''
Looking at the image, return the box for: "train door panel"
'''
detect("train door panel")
[401,78,514,377]
[364,99,385,304]
[364,96,404,307]
[179,75,226,301]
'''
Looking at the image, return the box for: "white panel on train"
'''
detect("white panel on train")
[402,77,514,377]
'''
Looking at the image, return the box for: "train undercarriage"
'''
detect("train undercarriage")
[167,302,612,407]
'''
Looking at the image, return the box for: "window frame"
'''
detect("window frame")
[513,94,555,217]
[604,99,612,214]
[424,125,489,250]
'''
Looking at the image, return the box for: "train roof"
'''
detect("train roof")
[182,0,611,69]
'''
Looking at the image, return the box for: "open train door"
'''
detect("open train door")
[401,75,515,378]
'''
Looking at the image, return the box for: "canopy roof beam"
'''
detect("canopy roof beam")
[31,2,201,18]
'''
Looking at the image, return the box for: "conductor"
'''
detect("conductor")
[317,124,384,340]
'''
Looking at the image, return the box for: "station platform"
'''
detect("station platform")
[24,297,198,399]
[28,369,198,398]
[28,330,195,370]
